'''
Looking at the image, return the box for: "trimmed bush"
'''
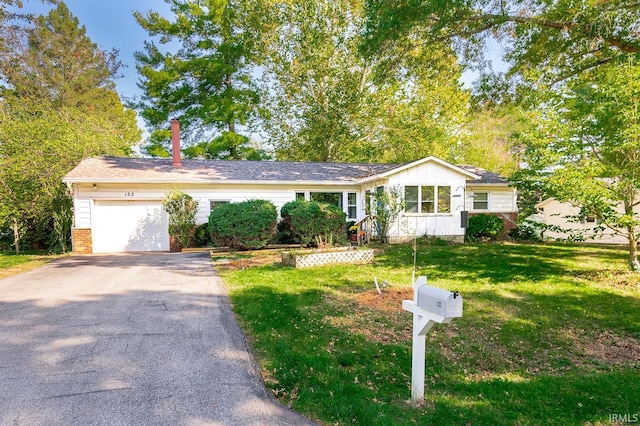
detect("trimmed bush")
[280,200,347,247]
[466,214,504,241]
[208,199,277,250]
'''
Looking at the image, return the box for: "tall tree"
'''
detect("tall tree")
[0,2,140,252]
[513,59,640,269]
[363,0,640,85]
[263,0,469,164]
[0,2,120,108]
[134,0,269,160]
[458,105,522,177]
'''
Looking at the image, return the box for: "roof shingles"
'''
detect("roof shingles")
[63,157,399,183]
[63,157,507,185]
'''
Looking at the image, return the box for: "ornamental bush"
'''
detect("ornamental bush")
[466,214,504,242]
[163,189,198,249]
[280,200,347,247]
[208,199,277,250]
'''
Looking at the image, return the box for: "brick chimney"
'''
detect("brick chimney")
[171,118,182,167]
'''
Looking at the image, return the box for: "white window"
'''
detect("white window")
[404,186,451,214]
[473,192,489,210]
[438,186,451,213]
[347,192,357,220]
[405,186,419,213]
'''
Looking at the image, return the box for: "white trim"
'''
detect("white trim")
[359,157,481,184]
[62,177,361,186]
[471,191,490,211]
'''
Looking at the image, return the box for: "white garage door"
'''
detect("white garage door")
[92,200,170,253]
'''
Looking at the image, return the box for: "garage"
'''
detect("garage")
[92,200,170,253]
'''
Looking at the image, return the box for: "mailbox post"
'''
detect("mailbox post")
[402,276,463,405]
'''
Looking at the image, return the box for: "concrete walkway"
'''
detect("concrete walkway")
[0,252,317,426]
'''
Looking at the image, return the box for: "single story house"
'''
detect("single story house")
[62,152,517,254]
[532,198,631,244]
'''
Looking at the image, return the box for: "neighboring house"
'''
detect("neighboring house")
[62,154,517,254]
[533,198,629,244]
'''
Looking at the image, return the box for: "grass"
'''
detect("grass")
[0,252,62,279]
[217,243,640,425]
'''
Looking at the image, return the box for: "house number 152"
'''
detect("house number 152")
[124,192,134,197]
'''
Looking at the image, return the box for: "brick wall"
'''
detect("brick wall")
[169,236,181,252]
[72,228,93,254]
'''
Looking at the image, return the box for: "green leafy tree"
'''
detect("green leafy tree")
[134,0,270,160]
[513,59,640,269]
[262,0,376,162]
[0,2,140,252]
[363,0,640,85]
[162,189,198,250]
[0,2,121,108]
[263,0,469,163]
[459,105,523,177]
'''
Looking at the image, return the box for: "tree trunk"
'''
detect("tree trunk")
[12,218,20,255]
[629,237,639,271]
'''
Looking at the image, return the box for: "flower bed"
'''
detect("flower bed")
[282,248,374,268]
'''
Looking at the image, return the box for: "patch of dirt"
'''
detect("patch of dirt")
[322,287,415,344]
[580,330,640,366]
[355,287,414,312]
[212,252,280,270]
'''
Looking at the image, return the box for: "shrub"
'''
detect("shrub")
[280,200,347,247]
[273,220,296,244]
[163,189,198,249]
[194,223,212,247]
[509,220,543,242]
[208,199,277,250]
[466,214,504,242]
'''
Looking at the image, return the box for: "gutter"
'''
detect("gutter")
[61,178,364,187]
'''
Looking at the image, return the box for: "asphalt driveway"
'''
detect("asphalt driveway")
[0,252,317,426]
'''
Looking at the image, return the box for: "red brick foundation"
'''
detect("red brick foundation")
[170,236,182,252]
[72,228,93,254]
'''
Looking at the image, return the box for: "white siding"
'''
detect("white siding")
[74,198,92,228]
[374,161,470,240]
[537,199,628,244]
[466,186,517,212]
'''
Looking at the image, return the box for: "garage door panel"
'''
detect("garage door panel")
[92,201,169,253]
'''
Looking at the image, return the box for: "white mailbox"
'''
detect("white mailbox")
[416,284,462,319]
[402,276,464,406]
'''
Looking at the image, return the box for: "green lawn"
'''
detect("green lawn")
[217,243,640,425]
[0,252,62,279]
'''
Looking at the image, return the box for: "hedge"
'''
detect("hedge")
[208,199,277,250]
[280,200,347,246]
